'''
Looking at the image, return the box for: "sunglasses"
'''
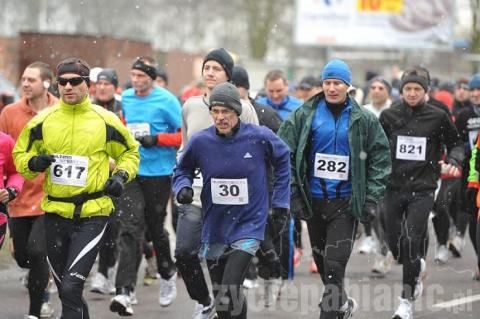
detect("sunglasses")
[57,76,88,86]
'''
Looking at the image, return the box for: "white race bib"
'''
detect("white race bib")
[127,123,150,139]
[396,135,426,161]
[50,154,89,187]
[314,153,349,181]
[193,169,203,187]
[469,130,478,150]
[211,178,249,205]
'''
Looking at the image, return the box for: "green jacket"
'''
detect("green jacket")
[277,93,391,220]
[13,97,140,219]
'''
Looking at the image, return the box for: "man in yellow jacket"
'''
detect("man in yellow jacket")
[13,57,140,319]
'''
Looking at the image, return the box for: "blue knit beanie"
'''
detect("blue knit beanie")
[469,74,480,90]
[321,59,352,86]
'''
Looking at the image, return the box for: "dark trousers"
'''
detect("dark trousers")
[174,204,210,306]
[115,176,176,291]
[307,198,357,319]
[256,214,282,280]
[207,250,253,319]
[9,215,49,317]
[433,178,468,245]
[97,207,119,277]
[384,190,434,300]
[45,213,108,319]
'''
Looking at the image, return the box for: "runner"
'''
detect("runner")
[175,48,258,319]
[0,61,58,319]
[13,57,140,319]
[278,59,391,319]
[110,56,181,316]
[379,66,464,319]
[173,82,290,319]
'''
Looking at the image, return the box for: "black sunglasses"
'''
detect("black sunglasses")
[57,76,88,86]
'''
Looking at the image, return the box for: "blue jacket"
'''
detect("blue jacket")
[309,99,352,199]
[256,96,302,120]
[173,123,290,244]
[122,86,181,176]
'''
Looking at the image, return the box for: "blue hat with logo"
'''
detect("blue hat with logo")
[321,59,352,86]
[469,73,480,90]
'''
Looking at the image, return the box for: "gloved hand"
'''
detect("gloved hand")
[28,154,56,172]
[271,207,289,235]
[290,194,305,216]
[104,171,128,197]
[466,187,479,216]
[137,135,157,148]
[177,187,194,204]
[360,201,377,225]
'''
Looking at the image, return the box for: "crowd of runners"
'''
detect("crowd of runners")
[0,48,479,319]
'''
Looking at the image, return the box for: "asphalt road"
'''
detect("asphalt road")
[1,222,479,319]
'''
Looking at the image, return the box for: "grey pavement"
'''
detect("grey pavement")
[1,223,479,318]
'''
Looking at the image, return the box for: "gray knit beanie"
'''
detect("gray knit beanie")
[209,82,242,115]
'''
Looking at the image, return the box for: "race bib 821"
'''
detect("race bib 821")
[396,135,426,161]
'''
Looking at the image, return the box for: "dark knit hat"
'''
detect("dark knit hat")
[56,58,91,86]
[132,58,157,80]
[469,74,480,90]
[203,48,234,81]
[156,68,168,85]
[97,68,119,88]
[232,66,250,90]
[298,75,322,90]
[370,76,392,95]
[209,82,242,115]
[400,67,430,92]
[321,59,352,86]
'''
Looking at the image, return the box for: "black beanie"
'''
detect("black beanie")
[56,58,91,86]
[97,68,119,88]
[209,82,242,115]
[132,58,157,80]
[232,66,250,90]
[400,67,430,93]
[203,48,234,81]
[156,68,168,85]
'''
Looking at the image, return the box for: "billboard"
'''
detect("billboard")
[295,0,454,49]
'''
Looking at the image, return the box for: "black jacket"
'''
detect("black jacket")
[249,97,282,133]
[379,101,464,192]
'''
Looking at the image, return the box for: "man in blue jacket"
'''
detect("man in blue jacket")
[173,82,290,319]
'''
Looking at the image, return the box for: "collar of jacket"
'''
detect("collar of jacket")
[59,96,91,113]
[306,91,363,122]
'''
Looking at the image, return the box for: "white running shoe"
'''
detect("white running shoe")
[434,245,448,264]
[24,316,38,319]
[40,302,54,318]
[110,293,134,316]
[192,299,216,319]
[159,272,177,307]
[338,297,358,319]
[243,278,259,289]
[358,236,377,254]
[392,297,412,319]
[372,251,394,276]
[90,272,115,295]
[263,278,282,307]
[130,291,138,305]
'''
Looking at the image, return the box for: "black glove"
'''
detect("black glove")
[6,187,17,202]
[104,171,128,197]
[271,207,289,235]
[177,187,194,204]
[466,187,479,216]
[137,135,157,148]
[360,201,377,225]
[476,148,480,172]
[290,194,305,216]
[28,154,56,172]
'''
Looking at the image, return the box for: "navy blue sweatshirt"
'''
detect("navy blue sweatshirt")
[173,122,290,244]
